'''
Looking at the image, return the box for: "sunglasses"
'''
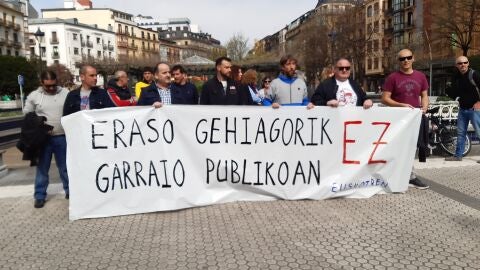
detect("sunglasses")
[337,66,351,71]
[456,61,469,65]
[398,55,413,61]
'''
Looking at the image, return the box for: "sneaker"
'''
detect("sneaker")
[445,156,462,161]
[409,178,430,190]
[34,199,45,208]
[65,194,69,200]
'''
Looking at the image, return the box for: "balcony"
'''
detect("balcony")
[117,40,128,48]
[116,30,129,36]
[50,38,59,44]
[102,44,107,50]
[52,53,60,59]
[0,38,5,46]
[13,41,22,49]
[81,40,86,46]
[128,43,138,50]
[86,41,93,48]
[14,23,21,31]
[4,21,13,28]
[108,44,114,51]
[28,39,36,46]
[5,40,13,47]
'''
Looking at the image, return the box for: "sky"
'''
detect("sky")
[29,0,316,45]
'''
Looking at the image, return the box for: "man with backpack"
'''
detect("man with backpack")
[445,56,480,162]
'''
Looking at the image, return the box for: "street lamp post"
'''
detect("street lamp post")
[33,27,44,73]
[328,30,337,64]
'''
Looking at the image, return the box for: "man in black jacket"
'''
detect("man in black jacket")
[308,58,373,109]
[445,55,480,162]
[63,65,115,116]
[200,57,252,105]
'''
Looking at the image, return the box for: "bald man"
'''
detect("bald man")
[382,49,430,189]
[445,56,480,162]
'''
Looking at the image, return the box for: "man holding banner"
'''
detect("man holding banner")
[308,58,373,109]
[382,49,430,190]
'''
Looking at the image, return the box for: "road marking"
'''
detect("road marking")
[0,183,63,199]
[418,176,480,211]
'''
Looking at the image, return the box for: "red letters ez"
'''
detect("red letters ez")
[343,121,391,165]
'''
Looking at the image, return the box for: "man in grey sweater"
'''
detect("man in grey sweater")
[24,70,70,208]
[268,55,309,108]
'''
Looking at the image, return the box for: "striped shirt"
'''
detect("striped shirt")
[157,87,172,105]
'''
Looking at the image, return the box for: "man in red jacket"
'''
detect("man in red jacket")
[106,70,136,106]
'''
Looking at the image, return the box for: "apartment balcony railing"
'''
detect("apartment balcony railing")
[14,23,21,31]
[108,44,114,51]
[13,41,22,49]
[52,53,60,59]
[5,40,13,47]
[102,44,107,50]
[0,38,5,45]
[50,38,59,44]
[117,40,128,48]
[81,40,86,46]
[86,41,93,48]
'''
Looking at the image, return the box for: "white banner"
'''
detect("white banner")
[62,106,421,220]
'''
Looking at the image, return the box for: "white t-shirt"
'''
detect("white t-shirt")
[80,89,91,110]
[336,80,357,106]
[220,80,227,93]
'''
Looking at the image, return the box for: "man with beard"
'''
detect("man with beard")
[267,55,308,108]
[137,62,173,108]
[106,70,136,106]
[200,56,252,105]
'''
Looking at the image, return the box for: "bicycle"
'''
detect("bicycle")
[427,107,471,157]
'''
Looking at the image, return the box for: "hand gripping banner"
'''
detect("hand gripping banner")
[62,106,421,220]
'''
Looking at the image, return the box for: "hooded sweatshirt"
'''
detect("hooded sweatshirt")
[23,86,69,135]
[268,74,308,106]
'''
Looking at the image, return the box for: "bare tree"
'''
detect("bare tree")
[47,63,73,87]
[226,32,249,61]
[433,0,480,56]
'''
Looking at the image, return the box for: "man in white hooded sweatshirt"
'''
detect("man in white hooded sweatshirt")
[24,70,70,208]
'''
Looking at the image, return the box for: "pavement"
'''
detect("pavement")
[0,147,479,269]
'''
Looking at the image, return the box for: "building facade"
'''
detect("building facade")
[42,7,160,64]
[28,18,116,82]
[0,0,27,57]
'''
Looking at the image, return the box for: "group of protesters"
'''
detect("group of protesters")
[22,47,480,208]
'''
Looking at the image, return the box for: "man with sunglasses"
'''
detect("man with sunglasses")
[445,56,480,162]
[382,49,430,190]
[308,58,373,109]
[24,70,70,208]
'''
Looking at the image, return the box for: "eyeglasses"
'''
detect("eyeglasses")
[398,55,413,61]
[337,66,351,71]
[456,61,469,65]
[43,84,57,89]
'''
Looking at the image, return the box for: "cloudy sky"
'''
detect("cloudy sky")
[30,0,316,45]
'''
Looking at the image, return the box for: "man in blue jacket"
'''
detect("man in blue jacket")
[63,65,115,116]
[171,64,199,105]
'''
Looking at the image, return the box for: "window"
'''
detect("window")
[53,46,59,56]
[373,40,379,51]
[54,60,59,64]
[97,50,101,57]
[367,5,373,17]
[15,51,19,56]
[374,21,379,32]
[176,26,180,31]
[13,33,18,42]
[74,47,79,55]
[97,37,101,44]
[40,47,46,57]
[73,33,78,40]
[52,31,57,40]
[142,31,145,39]
[374,58,379,69]
[367,58,372,70]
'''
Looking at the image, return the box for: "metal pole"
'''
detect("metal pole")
[424,29,433,96]
[19,84,24,113]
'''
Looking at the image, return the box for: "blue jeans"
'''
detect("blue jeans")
[34,135,69,200]
[455,108,480,157]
